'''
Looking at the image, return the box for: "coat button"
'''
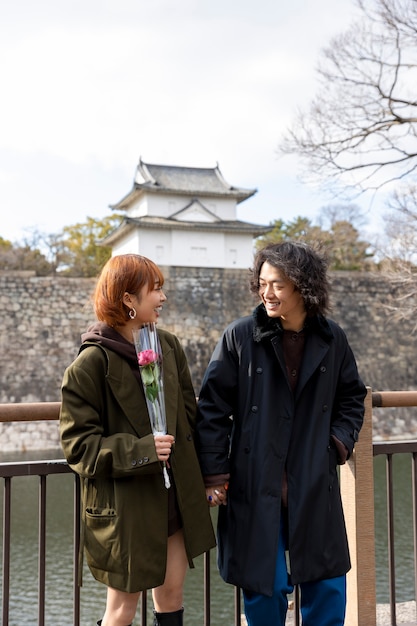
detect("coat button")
[186,434,192,441]
[131,459,137,466]
[322,405,328,412]
[251,406,258,412]
[138,459,143,465]
[143,457,149,463]
[320,366,326,373]
[256,367,263,374]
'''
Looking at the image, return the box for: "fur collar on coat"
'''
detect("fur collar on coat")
[252,303,333,344]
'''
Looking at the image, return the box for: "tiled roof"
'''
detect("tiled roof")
[99,216,270,247]
[111,159,257,209]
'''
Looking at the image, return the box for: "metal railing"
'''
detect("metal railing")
[372,391,417,626]
[0,402,242,626]
[372,440,417,626]
[1,459,80,626]
[1,393,417,626]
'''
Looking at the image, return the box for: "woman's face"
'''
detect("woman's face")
[130,279,167,325]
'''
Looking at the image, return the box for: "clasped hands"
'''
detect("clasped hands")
[206,484,228,507]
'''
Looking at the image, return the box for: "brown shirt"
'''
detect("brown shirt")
[282,328,306,393]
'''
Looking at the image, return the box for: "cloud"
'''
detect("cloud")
[1,0,379,243]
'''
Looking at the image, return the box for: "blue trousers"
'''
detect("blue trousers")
[243,520,346,626]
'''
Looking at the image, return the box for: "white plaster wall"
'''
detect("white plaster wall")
[170,230,254,268]
[111,230,172,264]
[224,233,256,268]
[126,194,238,220]
[111,228,255,268]
[111,230,141,255]
[139,230,172,265]
[124,196,148,218]
[170,230,222,267]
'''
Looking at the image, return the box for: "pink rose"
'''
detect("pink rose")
[137,349,159,366]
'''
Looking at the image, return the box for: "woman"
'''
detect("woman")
[60,254,215,626]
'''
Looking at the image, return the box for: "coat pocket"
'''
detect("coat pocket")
[84,507,122,573]
[86,506,116,524]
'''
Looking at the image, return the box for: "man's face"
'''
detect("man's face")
[258,262,306,325]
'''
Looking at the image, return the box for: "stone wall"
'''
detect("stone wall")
[1,268,416,451]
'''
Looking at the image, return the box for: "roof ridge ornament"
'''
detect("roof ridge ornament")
[214,162,233,191]
[135,157,157,186]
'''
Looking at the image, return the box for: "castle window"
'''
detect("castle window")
[191,246,207,260]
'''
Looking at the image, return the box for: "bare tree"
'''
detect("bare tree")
[0,240,53,275]
[279,0,417,194]
[0,215,122,276]
[368,198,417,328]
[317,203,368,230]
[255,206,374,270]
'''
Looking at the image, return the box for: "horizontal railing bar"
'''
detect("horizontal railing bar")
[0,402,60,422]
[0,459,71,478]
[372,391,417,408]
[0,392,416,425]
[373,441,417,456]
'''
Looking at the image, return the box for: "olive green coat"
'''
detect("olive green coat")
[60,329,216,592]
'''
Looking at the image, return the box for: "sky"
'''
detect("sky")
[0,0,386,246]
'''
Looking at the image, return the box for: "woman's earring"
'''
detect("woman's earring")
[129,308,137,320]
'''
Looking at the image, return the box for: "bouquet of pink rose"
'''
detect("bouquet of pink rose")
[133,323,170,488]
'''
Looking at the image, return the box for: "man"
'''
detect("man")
[196,241,366,625]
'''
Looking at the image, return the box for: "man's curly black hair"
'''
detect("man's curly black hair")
[250,241,330,316]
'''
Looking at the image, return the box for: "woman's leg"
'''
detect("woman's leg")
[152,529,188,612]
[101,587,141,626]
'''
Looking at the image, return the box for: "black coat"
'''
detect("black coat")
[196,305,366,594]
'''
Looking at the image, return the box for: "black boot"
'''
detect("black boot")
[97,621,131,626]
[153,608,184,626]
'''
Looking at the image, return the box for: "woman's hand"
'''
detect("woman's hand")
[206,484,228,507]
[154,434,175,462]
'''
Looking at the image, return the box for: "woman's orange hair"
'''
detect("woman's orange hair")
[93,254,165,326]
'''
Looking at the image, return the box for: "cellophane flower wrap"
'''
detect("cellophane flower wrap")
[133,323,170,488]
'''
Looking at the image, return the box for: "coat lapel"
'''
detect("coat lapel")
[295,332,330,400]
[105,335,179,438]
[105,357,152,438]
[158,335,178,436]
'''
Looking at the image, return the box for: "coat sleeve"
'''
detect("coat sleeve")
[196,327,239,476]
[60,351,160,479]
[330,327,367,458]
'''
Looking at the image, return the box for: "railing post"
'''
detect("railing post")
[340,386,377,626]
